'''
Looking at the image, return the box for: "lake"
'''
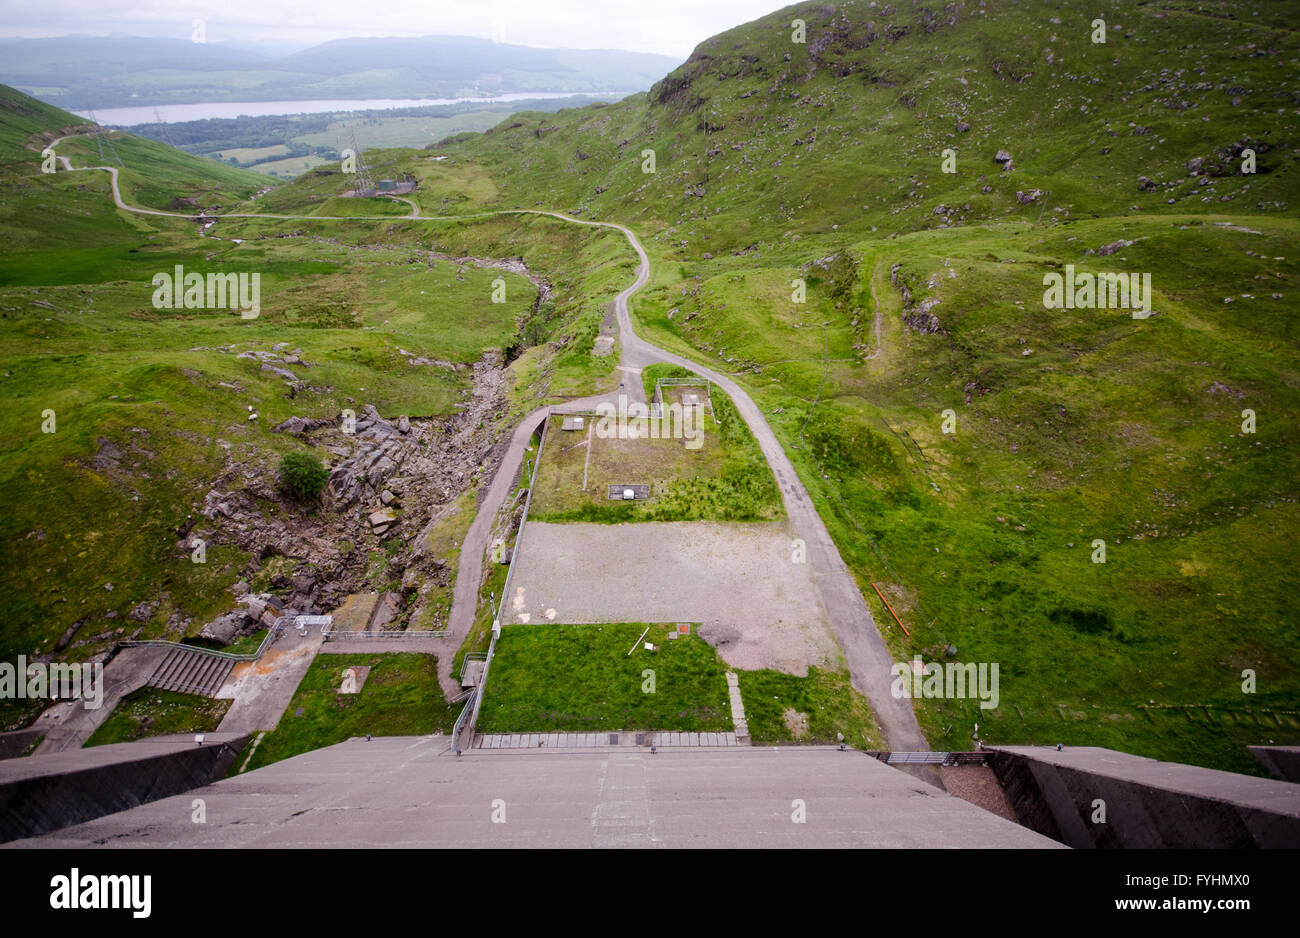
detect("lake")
[80,92,630,127]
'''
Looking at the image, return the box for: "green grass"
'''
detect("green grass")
[737,667,884,750]
[55,131,269,210]
[2,0,1299,774]
[477,623,733,733]
[85,687,231,746]
[220,629,268,656]
[245,652,455,770]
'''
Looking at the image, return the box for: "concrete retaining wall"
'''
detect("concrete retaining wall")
[988,745,1300,848]
[0,732,249,842]
[0,730,44,761]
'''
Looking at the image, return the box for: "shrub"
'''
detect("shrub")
[277,451,329,502]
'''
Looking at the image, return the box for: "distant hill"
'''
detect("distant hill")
[0,83,271,204]
[0,83,95,162]
[0,35,684,109]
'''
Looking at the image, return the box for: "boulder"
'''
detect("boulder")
[199,611,244,645]
[368,592,403,631]
[369,508,398,530]
[273,416,329,436]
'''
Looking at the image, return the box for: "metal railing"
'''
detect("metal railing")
[451,688,477,751]
[464,627,498,744]
[322,627,448,641]
[652,376,714,413]
[864,751,990,766]
[459,652,488,685]
[123,626,279,663]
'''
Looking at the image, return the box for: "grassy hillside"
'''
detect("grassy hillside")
[0,0,1297,775]
[424,0,1297,249]
[0,86,557,673]
[397,0,1300,773]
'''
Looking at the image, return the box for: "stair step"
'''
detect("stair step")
[144,648,235,697]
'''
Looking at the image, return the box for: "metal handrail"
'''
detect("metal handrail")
[459,652,488,684]
[451,688,477,751]
[123,625,278,662]
[322,627,449,641]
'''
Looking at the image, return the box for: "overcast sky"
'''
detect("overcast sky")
[0,0,790,57]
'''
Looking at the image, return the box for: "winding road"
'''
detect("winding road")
[49,142,926,751]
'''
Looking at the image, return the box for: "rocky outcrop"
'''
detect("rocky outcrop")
[177,350,509,637]
[324,405,411,511]
[891,263,943,335]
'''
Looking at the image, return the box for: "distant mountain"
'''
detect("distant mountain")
[0,35,684,109]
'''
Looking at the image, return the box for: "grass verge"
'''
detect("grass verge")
[85,688,231,746]
[245,652,454,770]
[737,667,884,750]
[477,623,732,733]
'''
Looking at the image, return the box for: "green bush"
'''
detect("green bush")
[277,451,329,502]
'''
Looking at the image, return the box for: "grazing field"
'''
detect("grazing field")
[477,623,733,734]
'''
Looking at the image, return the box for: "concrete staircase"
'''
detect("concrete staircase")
[146,647,235,697]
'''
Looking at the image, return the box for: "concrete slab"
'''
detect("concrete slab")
[8,737,1061,849]
[508,522,840,675]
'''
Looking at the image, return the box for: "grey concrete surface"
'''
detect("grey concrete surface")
[216,628,323,733]
[31,645,168,755]
[0,729,45,760]
[989,745,1300,848]
[7,736,1059,848]
[507,521,839,674]
[0,733,249,842]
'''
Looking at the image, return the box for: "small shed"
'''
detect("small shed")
[562,416,586,431]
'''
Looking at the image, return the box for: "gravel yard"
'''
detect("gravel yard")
[507,521,841,675]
